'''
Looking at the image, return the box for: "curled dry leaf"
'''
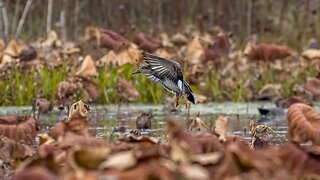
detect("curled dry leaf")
[37,134,55,145]
[246,43,294,61]
[195,133,224,153]
[99,150,137,171]
[287,103,320,145]
[99,28,128,50]
[304,77,320,100]
[279,142,320,177]
[49,100,90,138]
[190,152,223,165]
[0,115,39,145]
[189,117,208,133]
[194,93,208,104]
[0,136,34,163]
[61,42,80,54]
[302,49,320,60]
[275,96,310,109]
[12,166,57,180]
[76,77,99,103]
[59,132,108,150]
[166,116,203,165]
[186,36,204,64]
[75,55,97,78]
[154,49,172,59]
[170,33,188,45]
[166,116,202,154]
[70,147,111,170]
[48,121,66,140]
[133,32,161,52]
[98,44,141,67]
[41,31,58,48]
[214,116,228,142]
[178,164,209,180]
[54,81,80,107]
[204,34,232,62]
[0,40,23,69]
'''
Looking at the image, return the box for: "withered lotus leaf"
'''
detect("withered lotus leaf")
[104,159,173,180]
[204,34,232,62]
[287,103,320,145]
[279,142,320,177]
[54,81,79,107]
[12,166,57,180]
[302,49,320,60]
[48,121,66,140]
[304,77,320,100]
[275,96,310,109]
[166,116,202,154]
[75,55,97,78]
[133,32,161,52]
[170,33,188,45]
[246,44,294,61]
[188,117,208,133]
[0,115,39,145]
[99,150,137,171]
[59,133,108,150]
[178,164,209,180]
[213,116,228,142]
[190,152,223,165]
[195,133,224,153]
[99,28,128,50]
[186,36,204,64]
[0,136,34,163]
[70,147,111,170]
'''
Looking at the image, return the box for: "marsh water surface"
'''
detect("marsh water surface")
[1,102,308,145]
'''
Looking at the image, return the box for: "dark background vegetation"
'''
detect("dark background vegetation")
[1,0,320,50]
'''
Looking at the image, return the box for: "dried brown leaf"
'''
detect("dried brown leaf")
[214,116,228,142]
[75,55,97,77]
[0,116,39,145]
[287,103,320,145]
[99,150,137,170]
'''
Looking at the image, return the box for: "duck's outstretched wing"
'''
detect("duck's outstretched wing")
[142,52,183,82]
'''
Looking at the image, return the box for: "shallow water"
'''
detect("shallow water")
[0,102,298,145]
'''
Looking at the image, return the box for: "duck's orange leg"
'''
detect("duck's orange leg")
[184,95,190,109]
[175,95,181,107]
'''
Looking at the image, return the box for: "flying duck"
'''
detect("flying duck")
[133,52,195,108]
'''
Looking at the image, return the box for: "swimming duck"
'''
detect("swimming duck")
[133,52,195,108]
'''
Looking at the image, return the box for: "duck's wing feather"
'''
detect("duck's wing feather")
[142,52,183,81]
[146,74,176,94]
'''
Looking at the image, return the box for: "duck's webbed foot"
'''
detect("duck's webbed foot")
[184,95,190,109]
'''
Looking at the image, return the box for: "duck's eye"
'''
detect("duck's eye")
[74,104,77,109]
